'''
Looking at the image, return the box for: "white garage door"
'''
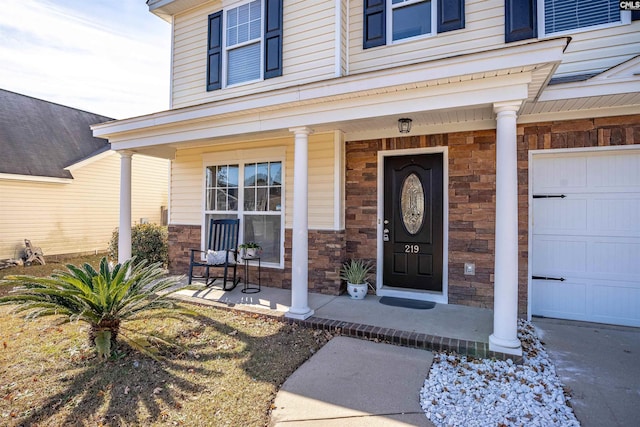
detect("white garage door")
[531,149,640,327]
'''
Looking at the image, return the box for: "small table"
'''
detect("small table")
[241,256,261,293]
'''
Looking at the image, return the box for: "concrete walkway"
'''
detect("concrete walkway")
[269,336,435,426]
[533,317,640,427]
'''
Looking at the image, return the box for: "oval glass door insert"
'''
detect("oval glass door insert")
[400,173,425,235]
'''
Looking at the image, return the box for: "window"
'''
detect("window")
[363,0,464,49]
[541,0,625,36]
[207,0,283,91]
[390,0,434,42]
[226,1,262,86]
[204,160,283,266]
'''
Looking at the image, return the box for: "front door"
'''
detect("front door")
[383,153,443,291]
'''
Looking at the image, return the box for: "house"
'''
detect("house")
[92,0,640,355]
[0,89,169,260]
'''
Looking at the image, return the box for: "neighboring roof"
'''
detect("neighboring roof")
[0,89,113,179]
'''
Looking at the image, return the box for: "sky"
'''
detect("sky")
[0,0,171,119]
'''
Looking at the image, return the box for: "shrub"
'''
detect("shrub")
[0,257,191,360]
[109,223,168,266]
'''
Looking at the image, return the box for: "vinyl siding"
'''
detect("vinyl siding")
[349,0,505,75]
[547,20,640,79]
[0,154,169,259]
[169,133,337,230]
[171,0,336,109]
[348,0,640,81]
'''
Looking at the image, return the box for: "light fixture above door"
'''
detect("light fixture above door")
[398,118,412,133]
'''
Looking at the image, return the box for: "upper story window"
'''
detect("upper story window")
[541,0,626,36]
[226,1,262,86]
[390,0,434,42]
[363,0,464,49]
[506,0,635,43]
[207,0,283,91]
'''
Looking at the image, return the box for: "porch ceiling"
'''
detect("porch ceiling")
[92,38,570,157]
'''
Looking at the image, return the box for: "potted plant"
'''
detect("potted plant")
[239,242,261,258]
[340,259,373,300]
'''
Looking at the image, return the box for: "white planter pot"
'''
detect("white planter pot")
[246,248,257,258]
[347,282,368,300]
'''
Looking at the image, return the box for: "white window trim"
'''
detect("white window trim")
[387,0,437,45]
[202,147,286,268]
[222,0,264,88]
[537,0,631,38]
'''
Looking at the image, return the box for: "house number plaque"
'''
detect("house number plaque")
[405,244,420,254]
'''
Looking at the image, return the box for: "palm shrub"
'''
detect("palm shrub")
[108,223,168,266]
[0,257,190,360]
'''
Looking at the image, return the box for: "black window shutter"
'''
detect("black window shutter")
[633,10,640,21]
[437,0,465,33]
[505,0,537,43]
[206,11,223,91]
[363,0,386,49]
[264,0,283,79]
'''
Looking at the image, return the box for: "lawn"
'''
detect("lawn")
[0,255,331,426]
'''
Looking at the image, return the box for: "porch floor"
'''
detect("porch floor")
[173,281,513,360]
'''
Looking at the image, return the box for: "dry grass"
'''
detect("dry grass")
[0,256,331,426]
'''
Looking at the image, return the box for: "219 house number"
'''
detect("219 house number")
[405,244,420,254]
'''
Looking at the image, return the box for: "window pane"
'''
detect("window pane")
[544,0,619,34]
[228,188,238,211]
[206,166,215,187]
[392,1,431,41]
[206,189,216,210]
[244,188,255,211]
[216,165,229,187]
[243,215,281,263]
[269,187,281,211]
[256,162,269,185]
[245,163,257,186]
[256,188,268,211]
[228,165,239,187]
[227,26,237,46]
[205,213,238,247]
[238,22,249,43]
[269,162,281,185]
[228,42,261,85]
[216,189,227,210]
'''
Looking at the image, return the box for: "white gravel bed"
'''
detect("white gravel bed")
[420,320,580,427]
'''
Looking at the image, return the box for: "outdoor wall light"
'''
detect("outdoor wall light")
[398,118,412,133]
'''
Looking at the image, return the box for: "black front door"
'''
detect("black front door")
[383,153,443,291]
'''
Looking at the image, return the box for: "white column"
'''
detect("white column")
[286,127,314,320]
[489,102,523,356]
[118,150,133,264]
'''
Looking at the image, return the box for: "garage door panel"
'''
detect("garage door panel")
[587,151,640,190]
[533,199,587,232]
[592,283,640,326]
[589,198,640,236]
[532,237,587,275]
[531,280,587,318]
[532,149,640,327]
[533,156,587,192]
[590,242,640,280]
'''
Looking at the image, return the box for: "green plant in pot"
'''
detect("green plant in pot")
[239,242,261,258]
[340,259,373,300]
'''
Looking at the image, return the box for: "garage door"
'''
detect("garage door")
[531,149,640,327]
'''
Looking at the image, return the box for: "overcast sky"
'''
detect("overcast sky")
[0,0,171,119]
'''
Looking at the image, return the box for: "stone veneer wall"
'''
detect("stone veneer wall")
[346,114,640,315]
[168,226,345,294]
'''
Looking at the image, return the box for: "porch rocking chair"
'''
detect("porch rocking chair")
[188,218,240,290]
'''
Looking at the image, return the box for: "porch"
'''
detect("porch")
[172,282,519,361]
